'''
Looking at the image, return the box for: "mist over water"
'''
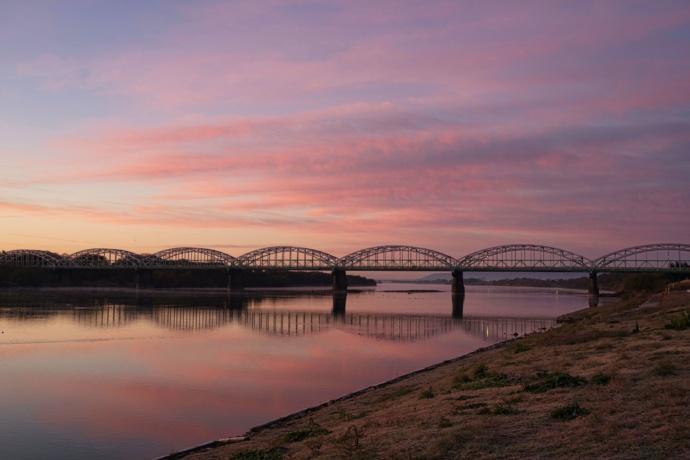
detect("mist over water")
[0,285,594,459]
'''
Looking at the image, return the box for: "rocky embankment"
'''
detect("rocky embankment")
[166,292,690,460]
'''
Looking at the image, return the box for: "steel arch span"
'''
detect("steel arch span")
[144,247,236,269]
[457,244,591,272]
[338,245,456,271]
[593,243,690,272]
[237,246,338,270]
[0,249,64,267]
[67,248,143,268]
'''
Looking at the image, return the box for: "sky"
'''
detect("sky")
[1,0,689,261]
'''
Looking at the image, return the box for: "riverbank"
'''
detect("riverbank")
[166,291,690,459]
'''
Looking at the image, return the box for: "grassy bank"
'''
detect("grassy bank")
[170,292,690,460]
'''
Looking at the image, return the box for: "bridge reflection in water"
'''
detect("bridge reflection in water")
[71,298,555,343]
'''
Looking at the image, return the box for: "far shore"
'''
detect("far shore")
[163,291,690,460]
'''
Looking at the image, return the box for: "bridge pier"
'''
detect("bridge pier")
[332,293,347,318]
[588,271,600,307]
[452,269,465,295]
[228,269,245,292]
[135,269,154,290]
[54,268,74,287]
[332,269,347,292]
[227,294,245,310]
[452,293,464,320]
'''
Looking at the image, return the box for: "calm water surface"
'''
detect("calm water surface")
[0,284,596,459]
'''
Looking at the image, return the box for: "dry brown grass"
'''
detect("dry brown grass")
[172,292,690,460]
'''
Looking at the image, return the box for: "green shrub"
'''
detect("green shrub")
[590,373,612,386]
[454,372,512,391]
[513,342,531,354]
[473,363,489,378]
[452,373,471,386]
[478,403,519,415]
[664,310,690,330]
[654,361,678,377]
[551,402,590,421]
[283,418,330,443]
[420,388,435,399]
[375,385,418,403]
[492,403,520,415]
[230,448,287,460]
[438,416,453,428]
[524,371,587,393]
[338,410,367,421]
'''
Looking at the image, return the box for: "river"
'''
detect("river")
[0,284,600,459]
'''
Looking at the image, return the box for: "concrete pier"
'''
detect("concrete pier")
[452,293,465,319]
[135,269,154,290]
[55,268,74,287]
[332,269,347,292]
[452,269,465,295]
[588,271,600,307]
[332,293,347,318]
[228,269,245,292]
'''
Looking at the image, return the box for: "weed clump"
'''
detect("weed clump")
[420,387,435,399]
[513,342,531,354]
[550,402,591,421]
[524,371,587,393]
[478,402,519,416]
[664,310,690,330]
[374,384,418,403]
[654,361,678,377]
[438,416,452,428]
[338,410,367,421]
[230,447,287,460]
[590,373,612,386]
[283,418,330,443]
[473,363,489,378]
[453,364,513,391]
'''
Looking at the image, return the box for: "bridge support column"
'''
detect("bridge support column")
[54,268,73,287]
[588,271,599,307]
[452,269,465,295]
[228,269,245,292]
[452,293,464,320]
[332,269,347,292]
[135,269,154,290]
[227,294,244,310]
[332,293,347,318]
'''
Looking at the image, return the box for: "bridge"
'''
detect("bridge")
[1,243,689,306]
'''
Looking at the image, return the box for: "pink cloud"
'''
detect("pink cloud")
[5,1,690,256]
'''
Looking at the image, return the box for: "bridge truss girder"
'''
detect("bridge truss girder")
[66,248,143,268]
[144,247,236,269]
[0,249,64,267]
[593,243,690,272]
[338,245,456,271]
[237,246,338,270]
[1,243,689,274]
[456,244,591,272]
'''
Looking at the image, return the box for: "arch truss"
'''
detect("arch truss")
[593,244,690,272]
[0,249,64,267]
[67,248,143,268]
[144,248,236,269]
[338,246,456,271]
[457,244,591,272]
[237,246,338,270]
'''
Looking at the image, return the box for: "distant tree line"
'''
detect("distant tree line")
[0,266,376,288]
[451,272,688,296]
